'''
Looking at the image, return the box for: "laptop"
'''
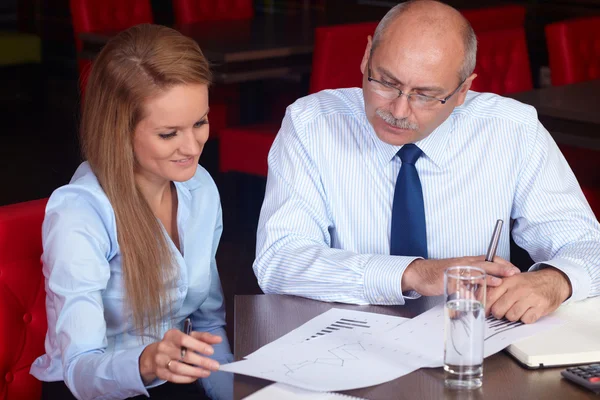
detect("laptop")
[506,296,600,369]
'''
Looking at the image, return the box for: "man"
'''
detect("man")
[254,0,600,323]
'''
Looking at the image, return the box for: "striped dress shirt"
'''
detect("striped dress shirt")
[254,88,600,314]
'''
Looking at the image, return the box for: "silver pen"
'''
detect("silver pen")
[181,318,192,360]
[485,219,503,262]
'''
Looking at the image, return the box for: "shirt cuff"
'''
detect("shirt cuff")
[110,345,152,398]
[364,255,421,305]
[529,259,591,304]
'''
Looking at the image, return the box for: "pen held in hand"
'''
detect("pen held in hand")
[181,318,192,360]
[485,219,503,262]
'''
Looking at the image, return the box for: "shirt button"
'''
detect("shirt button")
[376,296,384,302]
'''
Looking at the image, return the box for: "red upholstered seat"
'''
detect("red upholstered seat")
[219,124,279,177]
[219,21,377,176]
[582,186,600,220]
[172,0,253,24]
[0,198,48,400]
[171,0,250,138]
[471,27,533,95]
[309,21,379,94]
[546,16,600,87]
[69,0,154,96]
[462,5,526,32]
[545,16,600,210]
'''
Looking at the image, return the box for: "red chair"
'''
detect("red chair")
[545,16,600,87]
[471,27,533,95]
[545,16,600,209]
[0,198,48,400]
[69,0,154,95]
[309,21,379,94]
[172,0,252,139]
[462,5,526,32]
[219,21,377,176]
[172,0,253,25]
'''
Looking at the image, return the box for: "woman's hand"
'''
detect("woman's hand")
[139,329,222,384]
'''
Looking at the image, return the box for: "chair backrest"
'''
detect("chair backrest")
[309,21,378,94]
[0,198,48,400]
[172,0,253,25]
[69,0,154,52]
[470,27,533,95]
[462,5,526,32]
[582,186,600,220]
[545,16,600,86]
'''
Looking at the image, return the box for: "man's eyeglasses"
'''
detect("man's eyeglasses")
[367,58,465,110]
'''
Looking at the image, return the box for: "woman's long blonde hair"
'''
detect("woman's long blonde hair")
[81,24,212,336]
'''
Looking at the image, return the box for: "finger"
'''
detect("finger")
[472,261,519,278]
[185,352,221,371]
[490,289,519,320]
[504,299,532,322]
[171,340,220,372]
[485,285,507,315]
[486,275,502,288]
[155,355,198,384]
[491,256,521,273]
[162,359,211,382]
[191,331,223,344]
[168,359,215,379]
[520,307,542,324]
[178,334,215,356]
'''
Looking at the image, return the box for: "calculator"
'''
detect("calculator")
[561,364,600,393]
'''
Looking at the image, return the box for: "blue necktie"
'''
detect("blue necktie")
[390,144,427,258]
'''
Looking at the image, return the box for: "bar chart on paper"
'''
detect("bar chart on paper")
[305,317,371,341]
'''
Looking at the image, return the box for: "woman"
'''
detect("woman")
[30,24,232,400]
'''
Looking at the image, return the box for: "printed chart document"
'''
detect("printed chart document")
[221,306,562,391]
[246,308,409,360]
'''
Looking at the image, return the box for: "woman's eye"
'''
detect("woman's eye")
[159,131,176,139]
[194,119,208,128]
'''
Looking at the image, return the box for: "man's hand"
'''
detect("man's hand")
[486,267,572,324]
[401,256,520,296]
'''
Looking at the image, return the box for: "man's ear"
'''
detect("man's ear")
[455,73,477,107]
[461,73,477,93]
[360,36,373,75]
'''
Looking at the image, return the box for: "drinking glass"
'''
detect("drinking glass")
[443,266,486,389]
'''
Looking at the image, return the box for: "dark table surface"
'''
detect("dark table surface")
[509,80,600,150]
[79,13,327,84]
[233,294,596,400]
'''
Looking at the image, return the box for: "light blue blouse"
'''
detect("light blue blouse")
[30,162,233,400]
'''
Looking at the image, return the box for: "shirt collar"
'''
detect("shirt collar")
[366,110,456,169]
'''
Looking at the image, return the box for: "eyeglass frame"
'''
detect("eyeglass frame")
[367,51,466,106]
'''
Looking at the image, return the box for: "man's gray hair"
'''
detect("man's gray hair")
[371,0,477,82]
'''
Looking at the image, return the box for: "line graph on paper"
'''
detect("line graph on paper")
[278,342,366,375]
[258,338,420,382]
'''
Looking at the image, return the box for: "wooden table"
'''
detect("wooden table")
[79,13,326,84]
[233,295,596,400]
[509,80,600,150]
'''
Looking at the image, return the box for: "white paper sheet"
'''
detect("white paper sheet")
[243,383,367,399]
[221,329,421,391]
[221,305,563,391]
[246,308,409,360]
[377,304,564,368]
